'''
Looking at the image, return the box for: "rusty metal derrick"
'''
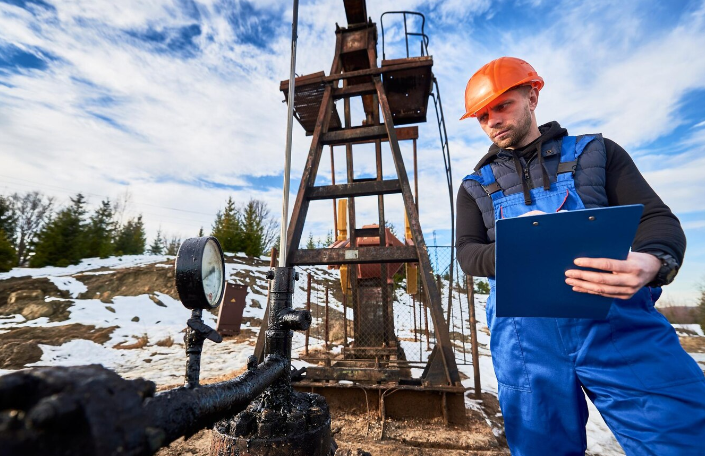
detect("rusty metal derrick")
[267,0,468,426]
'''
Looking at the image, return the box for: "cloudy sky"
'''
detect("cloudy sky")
[1,0,704,303]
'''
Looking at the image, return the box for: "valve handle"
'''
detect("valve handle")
[187,318,223,343]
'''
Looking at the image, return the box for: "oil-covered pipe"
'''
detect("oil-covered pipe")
[278,308,312,331]
[145,355,287,446]
[263,266,301,408]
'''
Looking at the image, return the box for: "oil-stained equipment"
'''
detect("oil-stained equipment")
[0,237,335,456]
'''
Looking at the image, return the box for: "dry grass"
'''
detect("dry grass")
[155,335,174,347]
[113,334,149,349]
[680,336,705,353]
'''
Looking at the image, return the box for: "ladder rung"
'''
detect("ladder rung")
[321,125,388,145]
[307,180,402,200]
[290,246,418,265]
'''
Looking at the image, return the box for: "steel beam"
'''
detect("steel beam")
[374,75,461,386]
[321,125,387,145]
[289,246,418,266]
[307,180,401,200]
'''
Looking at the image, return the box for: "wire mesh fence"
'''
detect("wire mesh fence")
[289,247,484,371]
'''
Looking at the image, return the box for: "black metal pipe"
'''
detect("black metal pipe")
[145,355,287,446]
[184,309,204,388]
[279,308,312,331]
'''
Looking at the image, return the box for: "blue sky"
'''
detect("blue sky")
[1,0,704,304]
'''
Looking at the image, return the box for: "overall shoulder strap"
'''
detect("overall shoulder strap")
[557,134,602,176]
[463,164,502,196]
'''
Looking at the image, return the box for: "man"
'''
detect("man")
[456,57,705,455]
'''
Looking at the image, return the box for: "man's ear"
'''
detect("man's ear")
[528,86,539,112]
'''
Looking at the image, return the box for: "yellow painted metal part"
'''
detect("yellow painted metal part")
[337,199,348,241]
[406,263,418,295]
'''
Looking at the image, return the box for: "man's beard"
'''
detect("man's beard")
[493,105,533,149]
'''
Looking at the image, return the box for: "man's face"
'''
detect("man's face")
[475,86,537,149]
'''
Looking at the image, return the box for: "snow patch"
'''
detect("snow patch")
[673,324,704,336]
[28,339,121,368]
[47,276,87,298]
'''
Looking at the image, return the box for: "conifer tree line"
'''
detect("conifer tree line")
[0,191,279,272]
[0,191,149,271]
[210,197,278,257]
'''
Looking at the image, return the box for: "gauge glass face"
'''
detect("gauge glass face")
[201,239,224,307]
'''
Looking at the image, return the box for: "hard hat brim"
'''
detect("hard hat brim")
[460,77,544,121]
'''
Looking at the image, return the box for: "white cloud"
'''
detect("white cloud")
[683,220,705,230]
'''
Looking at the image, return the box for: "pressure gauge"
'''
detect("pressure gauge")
[175,236,226,310]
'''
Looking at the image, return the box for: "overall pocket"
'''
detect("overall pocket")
[608,288,703,389]
[487,294,532,391]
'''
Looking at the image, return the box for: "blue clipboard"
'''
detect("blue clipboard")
[495,204,643,318]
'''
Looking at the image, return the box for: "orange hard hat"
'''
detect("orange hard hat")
[460,57,544,120]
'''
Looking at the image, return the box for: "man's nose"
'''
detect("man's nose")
[487,111,502,128]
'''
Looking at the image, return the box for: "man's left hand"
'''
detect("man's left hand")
[564,252,661,299]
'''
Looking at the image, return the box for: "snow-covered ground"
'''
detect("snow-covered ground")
[2,254,703,456]
[673,323,704,336]
[0,254,174,280]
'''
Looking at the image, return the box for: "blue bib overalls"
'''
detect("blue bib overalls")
[464,136,705,455]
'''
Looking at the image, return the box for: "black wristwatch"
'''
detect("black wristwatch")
[646,252,680,287]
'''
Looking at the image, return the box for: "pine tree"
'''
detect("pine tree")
[241,199,278,256]
[30,193,88,267]
[85,199,115,258]
[305,232,316,249]
[474,278,490,294]
[240,199,266,256]
[211,197,243,253]
[0,230,16,272]
[164,235,181,255]
[0,195,17,245]
[149,229,165,255]
[0,195,17,272]
[197,226,204,237]
[114,215,146,255]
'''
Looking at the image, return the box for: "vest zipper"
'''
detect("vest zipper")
[523,156,535,188]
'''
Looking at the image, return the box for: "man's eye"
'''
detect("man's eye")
[478,114,488,123]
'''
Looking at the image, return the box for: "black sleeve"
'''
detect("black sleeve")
[604,138,686,265]
[456,185,496,277]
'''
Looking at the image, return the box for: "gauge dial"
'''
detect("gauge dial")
[202,239,224,307]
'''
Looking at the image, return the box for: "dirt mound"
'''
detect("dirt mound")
[0,324,117,369]
[0,277,65,309]
[76,262,177,302]
[0,286,74,322]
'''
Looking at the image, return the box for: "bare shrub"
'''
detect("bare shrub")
[155,335,174,347]
[113,334,149,349]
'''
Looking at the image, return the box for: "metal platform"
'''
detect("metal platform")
[280,71,342,135]
[382,56,433,125]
